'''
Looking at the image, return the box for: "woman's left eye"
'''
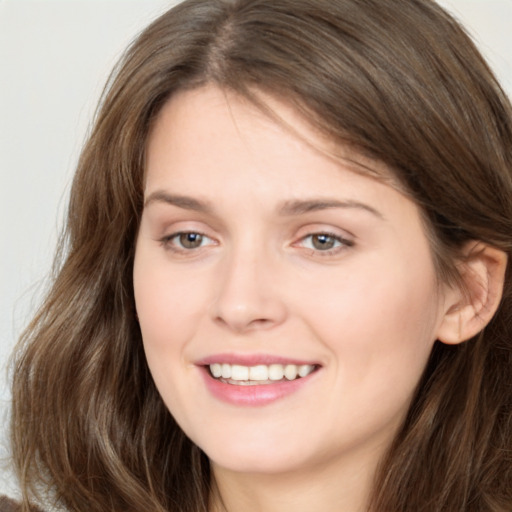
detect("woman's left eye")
[298,233,353,253]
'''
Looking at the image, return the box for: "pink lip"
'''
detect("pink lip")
[196,355,321,407]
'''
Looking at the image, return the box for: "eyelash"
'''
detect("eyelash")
[160,231,215,253]
[160,230,353,257]
[295,232,354,256]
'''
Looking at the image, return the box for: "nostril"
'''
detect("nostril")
[212,308,283,332]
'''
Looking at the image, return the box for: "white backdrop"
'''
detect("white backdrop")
[1,0,511,487]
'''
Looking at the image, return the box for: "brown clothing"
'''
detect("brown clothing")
[0,496,44,512]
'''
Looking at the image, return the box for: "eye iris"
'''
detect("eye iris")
[179,233,203,249]
[312,234,336,250]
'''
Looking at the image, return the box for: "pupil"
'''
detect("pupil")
[180,233,202,249]
[313,234,335,250]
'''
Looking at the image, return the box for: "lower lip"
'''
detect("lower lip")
[199,367,318,406]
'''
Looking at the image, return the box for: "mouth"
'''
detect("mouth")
[196,355,322,405]
[207,363,318,386]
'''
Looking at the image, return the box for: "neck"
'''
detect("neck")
[209,447,382,512]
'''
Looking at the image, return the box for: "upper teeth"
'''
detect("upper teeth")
[209,363,315,382]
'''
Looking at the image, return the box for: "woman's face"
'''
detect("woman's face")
[134,85,452,477]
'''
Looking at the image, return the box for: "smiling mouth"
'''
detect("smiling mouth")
[207,363,318,385]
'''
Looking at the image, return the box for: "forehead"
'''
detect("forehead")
[145,85,397,193]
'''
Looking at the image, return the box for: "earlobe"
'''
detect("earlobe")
[436,242,508,345]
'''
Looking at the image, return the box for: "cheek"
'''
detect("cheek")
[134,248,209,342]
[133,258,205,422]
[302,251,442,397]
[133,251,200,385]
[304,252,439,337]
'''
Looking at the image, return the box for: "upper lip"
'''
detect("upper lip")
[195,353,321,367]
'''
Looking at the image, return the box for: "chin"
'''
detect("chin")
[194,427,321,476]
[208,448,308,476]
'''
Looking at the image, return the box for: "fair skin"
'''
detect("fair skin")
[133,85,502,512]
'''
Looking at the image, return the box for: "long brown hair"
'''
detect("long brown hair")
[12,0,512,510]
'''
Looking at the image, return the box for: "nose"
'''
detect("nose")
[210,247,288,333]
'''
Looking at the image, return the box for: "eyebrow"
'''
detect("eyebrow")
[144,191,214,213]
[144,191,384,219]
[278,198,384,219]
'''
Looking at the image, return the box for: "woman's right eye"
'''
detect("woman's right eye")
[161,232,214,251]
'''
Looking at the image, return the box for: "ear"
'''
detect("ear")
[436,242,508,345]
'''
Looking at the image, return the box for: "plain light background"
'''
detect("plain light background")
[0,0,511,491]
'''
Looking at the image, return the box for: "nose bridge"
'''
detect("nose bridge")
[211,237,287,332]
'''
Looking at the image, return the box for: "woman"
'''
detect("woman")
[9,0,512,511]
